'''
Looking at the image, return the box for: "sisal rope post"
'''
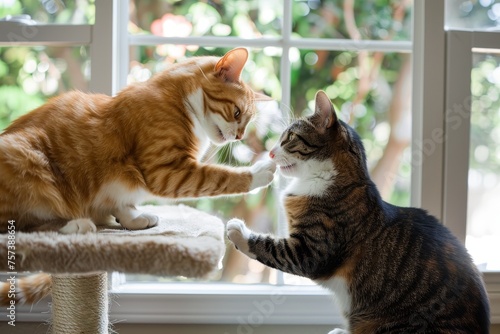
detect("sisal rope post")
[50,272,109,334]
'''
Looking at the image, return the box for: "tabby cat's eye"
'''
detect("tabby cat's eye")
[234,108,241,119]
[288,132,295,141]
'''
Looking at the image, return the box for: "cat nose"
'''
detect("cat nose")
[269,151,275,159]
[235,129,244,140]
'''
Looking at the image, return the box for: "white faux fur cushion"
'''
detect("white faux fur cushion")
[0,205,225,278]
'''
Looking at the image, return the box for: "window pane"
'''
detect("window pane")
[466,53,500,271]
[0,0,94,24]
[124,2,414,286]
[289,50,412,207]
[292,0,412,41]
[0,46,90,130]
[446,0,500,29]
[126,46,284,283]
[129,0,282,38]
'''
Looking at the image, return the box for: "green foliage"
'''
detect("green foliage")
[0,45,89,131]
[0,0,94,24]
[470,55,500,174]
[292,0,411,40]
[0,85,44,129]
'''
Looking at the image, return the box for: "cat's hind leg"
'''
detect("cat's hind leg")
[113,206,158,230]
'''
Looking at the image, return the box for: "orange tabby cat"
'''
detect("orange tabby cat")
[0,48,276,305]
[0,47,276,235]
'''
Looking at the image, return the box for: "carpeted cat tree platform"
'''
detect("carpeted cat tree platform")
[0,205,225,334]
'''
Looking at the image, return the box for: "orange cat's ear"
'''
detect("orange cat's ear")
[253,91,274,102]
[215,48,249,83]
[314,90,337,130]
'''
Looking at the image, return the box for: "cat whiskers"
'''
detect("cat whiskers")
[200,144,219,163]
[280,103,296,127]
[226,141,237,166]
[216,142,234,165]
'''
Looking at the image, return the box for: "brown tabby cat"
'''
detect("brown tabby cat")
[0,48,276,304]
[227,91,490,334]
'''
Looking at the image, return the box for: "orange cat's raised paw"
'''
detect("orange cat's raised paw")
[249,160,276,191]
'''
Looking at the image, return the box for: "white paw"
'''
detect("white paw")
[119,213,159,230]
[226,219,256,259]
[328,329,349,334]
[249,159,276,191]
[59,219,97,234]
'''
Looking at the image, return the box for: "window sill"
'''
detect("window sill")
[111,283,343,325]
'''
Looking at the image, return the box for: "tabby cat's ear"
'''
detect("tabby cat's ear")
[314,90,337,131]
[215,48,249,83]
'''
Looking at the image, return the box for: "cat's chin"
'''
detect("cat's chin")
[278,163,297,176]
[209,126,229,146]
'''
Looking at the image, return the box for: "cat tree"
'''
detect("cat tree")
[0,205,225,334]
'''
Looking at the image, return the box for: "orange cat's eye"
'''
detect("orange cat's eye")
[234,107,241,119]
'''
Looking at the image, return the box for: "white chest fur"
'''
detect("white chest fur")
[185,88,210,161]
[283,159,337,197]
[192,117,210,161]
[93,181,150,209]
[316,276,352,316]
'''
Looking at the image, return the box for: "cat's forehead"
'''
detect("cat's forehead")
[288,118,315,132]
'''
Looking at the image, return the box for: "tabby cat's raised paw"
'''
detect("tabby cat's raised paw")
[328,329,349,334]
[226,219,256,259]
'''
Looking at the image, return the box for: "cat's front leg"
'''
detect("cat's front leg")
[143,158,275,198]
[226,219,256,259]
[228,219,331,278]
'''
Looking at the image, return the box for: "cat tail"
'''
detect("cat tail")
[0,273,52,306]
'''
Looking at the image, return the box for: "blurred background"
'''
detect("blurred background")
[1,0,499,283]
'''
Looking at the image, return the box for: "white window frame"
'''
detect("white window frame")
[1,0,498,326]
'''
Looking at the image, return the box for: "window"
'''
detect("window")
[443,0,500,272]
[1,0,498,327]
[124,0,412,287]
[467,51,500,270]
[0,0,93,128]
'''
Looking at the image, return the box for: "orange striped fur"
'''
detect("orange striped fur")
[0,273,51,306]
